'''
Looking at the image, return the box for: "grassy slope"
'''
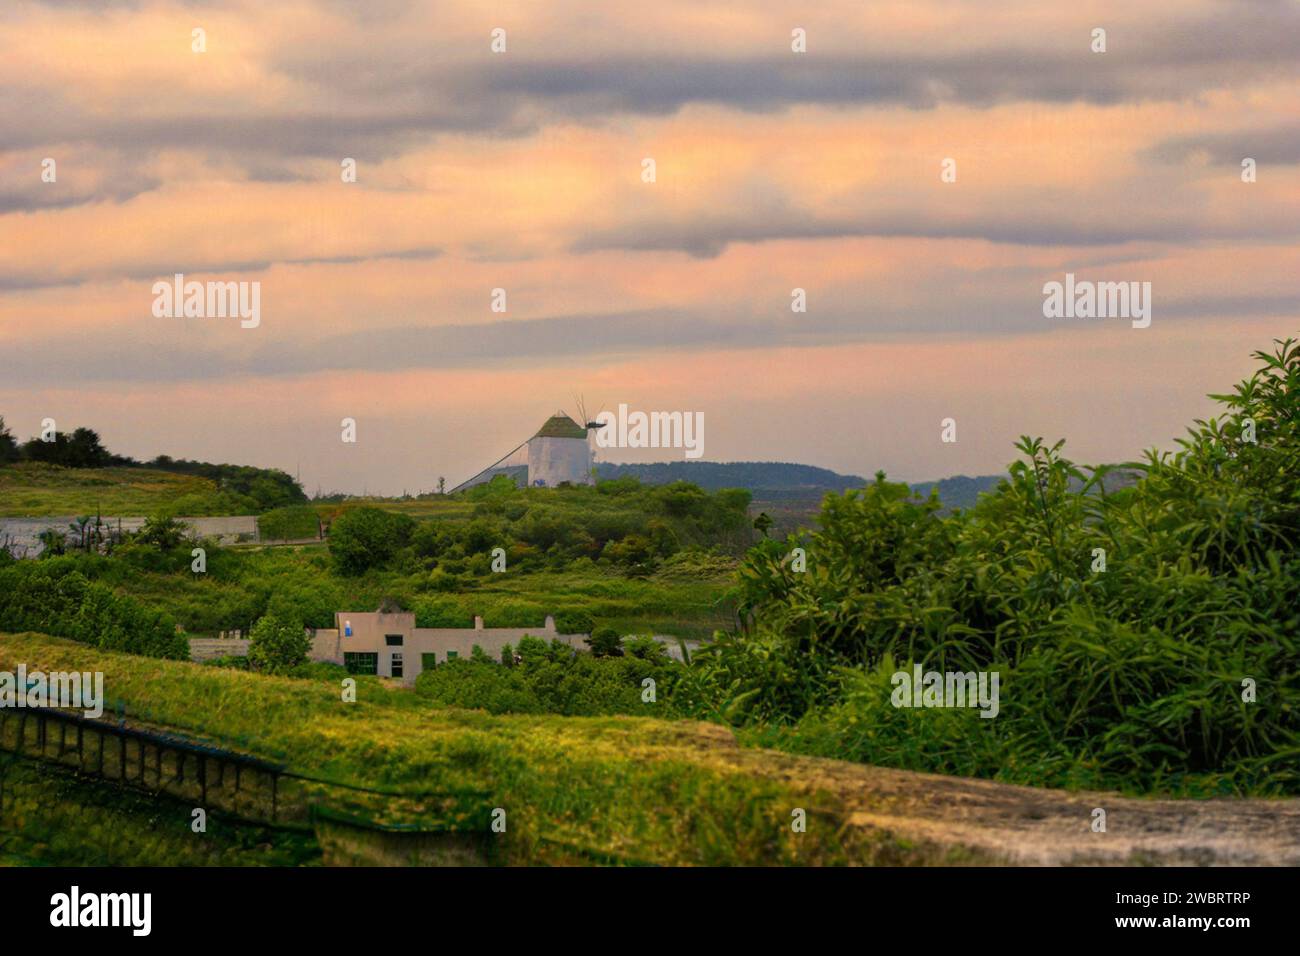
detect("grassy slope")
[0,463,221,517]
[0,761,321,866]
[0,631,971,866]
[5,632,1297,865]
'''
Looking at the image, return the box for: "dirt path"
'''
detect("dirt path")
[675,725,1300,865]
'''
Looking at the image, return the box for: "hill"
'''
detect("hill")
[596,460,866,491]
[4,630,1295,866]
[0,462,229,518]
[909,474,1006,511]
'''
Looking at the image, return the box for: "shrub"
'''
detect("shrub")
[683,339,1300,796]
[553,609,594,634]
[329,507,416,575]
[247,614,311,674]
[258,505,320,542]
[586,626,624,657]
[0,560,187,659]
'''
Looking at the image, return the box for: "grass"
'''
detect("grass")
[0,759,320,866]
[0,463,228,517]
[0,630,978,866]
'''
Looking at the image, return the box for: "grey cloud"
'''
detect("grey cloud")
[570,206,1300,257]
[6,6,1298,165]
[1151,124,1300,166]
[0,246,442,293]
[5,289,1296,387]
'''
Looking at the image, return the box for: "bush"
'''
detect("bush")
[329,507,416,575]
[414,642,678,716]
[247,614,311,674]
[258,505,320,542]
[554,609,595,634]
[0,559,188,659]
[586,626,624,657]
[683,339,1300,796]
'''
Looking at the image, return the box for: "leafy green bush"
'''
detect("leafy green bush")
[415,645,677,716]
[329,507,415,575]
[247,613,311,674]
[586,626,623,657]
[0,559,187,659]
[684,339,1300,795]
[553,609,594,634]
[258,505,320,541]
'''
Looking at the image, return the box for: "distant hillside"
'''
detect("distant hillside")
[0,461,306,518]
[0,463,223,518]
[909,474,1007,511]
[910,468,1142,512]
[596,461,866,491]
[0,416,305,515]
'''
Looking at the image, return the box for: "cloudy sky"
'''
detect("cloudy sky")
[1,0,1297,494]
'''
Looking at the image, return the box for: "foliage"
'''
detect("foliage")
[0,416,19,464]
[247,613,311,674]
[20,427,126,469]
[415,644,675,716]
[136,512,189,550]
[586,626,624,657]
[0,559,187,658]
[0,630,910,866]
[258,504,321,541]
[683,339,1300,795]
[329,507,416,575]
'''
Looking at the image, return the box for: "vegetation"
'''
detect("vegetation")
[0,630,942,866]
[0,759,320,866]
[0,419,306,516]
[247,613,311,674]
[329,506,416,574]
[415,634,673,715]
[3,338,1295,808]
[0,560,187,659]
[677,339,1300,797]
[596,460,865,491]
[258,504,321,542]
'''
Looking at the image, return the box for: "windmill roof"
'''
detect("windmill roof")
[533,412,588,439]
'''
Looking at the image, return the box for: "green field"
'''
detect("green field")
[0,463,229,517]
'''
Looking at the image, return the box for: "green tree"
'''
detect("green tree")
[137,513,188,550]
[0,416,19,464]
[247,614,310,674]
[586,626,624,658]
[328,507,416,575]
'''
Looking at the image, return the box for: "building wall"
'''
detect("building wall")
[526,436,592,487]
[316,612,586,684]
[189,637,252,661]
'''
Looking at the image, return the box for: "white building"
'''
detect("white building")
[452,411,595,492]
[525,412,593,487]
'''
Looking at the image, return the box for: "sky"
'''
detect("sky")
[1,0,1297,495]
